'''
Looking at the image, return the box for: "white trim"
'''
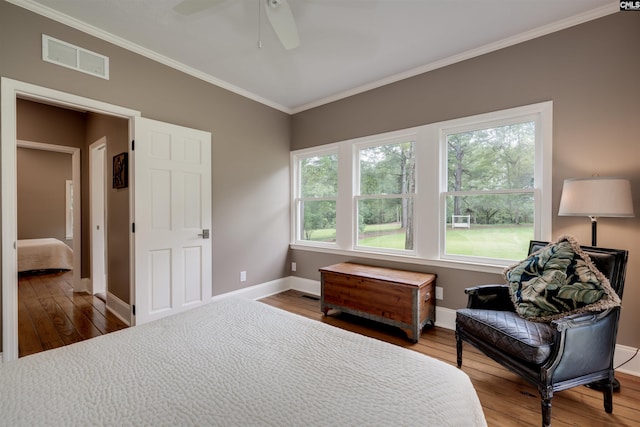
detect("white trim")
[289,276,321,296]
[290,102,552,269]
[291,3,618,113]
[211,277,292,302]
[5,1,616,114]
[106,292,131,327]
[6,0,289,113]
[615,344,640,377]
[1,77,140,362]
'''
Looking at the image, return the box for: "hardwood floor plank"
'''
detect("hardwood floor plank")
[259,290,640,427]
[18,270,128,358]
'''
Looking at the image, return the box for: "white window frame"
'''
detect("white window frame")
[437,105,552,265]
[290,101,552,272]
[353,135,418,256]
[290,144,339,249]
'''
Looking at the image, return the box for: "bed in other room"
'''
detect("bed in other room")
[17,238,73,272]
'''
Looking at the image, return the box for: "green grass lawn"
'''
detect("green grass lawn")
[445,225,533,260]
[305,223,534,260]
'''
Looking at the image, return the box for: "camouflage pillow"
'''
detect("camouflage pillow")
[504,235,621,322]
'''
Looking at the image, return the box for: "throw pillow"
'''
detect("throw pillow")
[504,234,621,322]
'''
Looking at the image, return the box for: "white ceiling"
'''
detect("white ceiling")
[12,0,616,113]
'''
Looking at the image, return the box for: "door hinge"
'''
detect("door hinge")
[131,140,135,150]
[132,222,135,233]
[132,305,136,316]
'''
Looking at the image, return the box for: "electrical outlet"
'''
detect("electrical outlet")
[240,271,247,282]
[291,262,297,272]
[435,286,443,300]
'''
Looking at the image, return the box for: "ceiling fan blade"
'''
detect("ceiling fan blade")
[264,0,300,50]
[173,0,225,15]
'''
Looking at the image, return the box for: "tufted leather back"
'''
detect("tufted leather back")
[528,241,629,299]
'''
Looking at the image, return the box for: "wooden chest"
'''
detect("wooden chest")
[320,262,436,342]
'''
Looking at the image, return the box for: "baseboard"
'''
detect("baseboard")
[80,278,92,293]
[212,277,292,302]
[106,292,131,326]
[614,345,640,378]
[281,276,640,378]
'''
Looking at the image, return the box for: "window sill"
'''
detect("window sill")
[289,243,507,275]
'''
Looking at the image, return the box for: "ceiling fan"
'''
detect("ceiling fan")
[173,0,300,50]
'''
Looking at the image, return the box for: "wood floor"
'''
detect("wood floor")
[18,270,128,358]
[259,290,640,427]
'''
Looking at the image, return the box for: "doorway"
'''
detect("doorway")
[1,77,140,361]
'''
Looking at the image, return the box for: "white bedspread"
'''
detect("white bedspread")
[17,238,73,272]
[0,297,486,426]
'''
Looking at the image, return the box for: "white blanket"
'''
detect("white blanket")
[17,238,73,272]
[0,297,486,426]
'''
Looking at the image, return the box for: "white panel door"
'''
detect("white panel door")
[134,117,212,325]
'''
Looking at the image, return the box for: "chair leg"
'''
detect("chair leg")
[455,331,463,368]
[604,381,614,413]
[540,386,553,427]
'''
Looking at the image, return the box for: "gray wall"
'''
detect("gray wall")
[1,1,291,350]
[17,148,72,246]
[291,12,640,348]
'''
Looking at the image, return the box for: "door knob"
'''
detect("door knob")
[198,229,210,239]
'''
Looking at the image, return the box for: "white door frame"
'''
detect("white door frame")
[90,138,108,296]
[16,140,81,291]
[1,77,140,362]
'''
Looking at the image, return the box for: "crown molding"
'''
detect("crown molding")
[6,0,292,114]
[7,0,619,115]
[290,2,619,113]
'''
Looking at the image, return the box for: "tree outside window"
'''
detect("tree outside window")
[445,121,535,260]
[298,153,338,243]
[357,141,415,251]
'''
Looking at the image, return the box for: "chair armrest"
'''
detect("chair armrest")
[464,284,514,311]
[547,308,620,379]
[551,309,614,332]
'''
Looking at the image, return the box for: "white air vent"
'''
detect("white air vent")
[42,34,109,80]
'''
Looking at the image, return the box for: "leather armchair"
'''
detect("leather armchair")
[455,241,628,427]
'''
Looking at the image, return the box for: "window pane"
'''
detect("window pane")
[300,154,337,198]
[358,198,414,250]
[447,122,534,191]
[360,142,415,195]
[445,193,534,260]
[300,200,336,243]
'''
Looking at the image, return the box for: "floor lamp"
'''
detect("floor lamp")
[558,176,635,391]
[558,177,634,246]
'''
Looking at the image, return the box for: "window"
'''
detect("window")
[290,102,551,268]
[293,150,338,245]
[65,180,73,239]
[356,140,415,252]
[443,120,536,261]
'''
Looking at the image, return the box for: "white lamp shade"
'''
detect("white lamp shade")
[558,177,635,217]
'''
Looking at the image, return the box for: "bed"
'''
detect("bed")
[0,297,486,426]
[17,238,73,272]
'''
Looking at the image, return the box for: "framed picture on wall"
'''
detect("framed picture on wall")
[113,152,128,189]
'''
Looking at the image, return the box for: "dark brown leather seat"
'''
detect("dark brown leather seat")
[456,241,628,427]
